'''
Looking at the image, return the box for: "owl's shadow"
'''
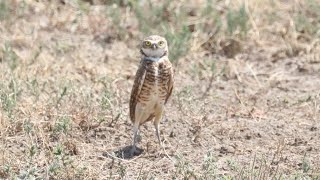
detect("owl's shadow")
[104,145,144,159]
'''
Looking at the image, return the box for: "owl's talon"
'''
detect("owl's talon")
[129,146,137,156]
[129,145,143,157]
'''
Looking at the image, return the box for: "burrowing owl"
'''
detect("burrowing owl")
[129,35,174,155]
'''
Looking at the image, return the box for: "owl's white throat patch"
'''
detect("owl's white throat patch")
[141,48,167,62]
[141,47,164,57]
[144,56,161,62]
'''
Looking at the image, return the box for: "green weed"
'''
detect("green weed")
[75,0,90,13]
[49,143,74,179]
[56,86,68,106]
[164,25,192,62]
[301,153,311,175]
[106,3,128,40]
[0,0,9,20]
[17,168,37,180]
[2,42,19,71]
[26,78,40,101]
[201,152,217,179]
[23,119,34,134]
[0,78,20,119]
[200,0,222,33]
[48,160,61,177]
[227,4,249,37]
[117,161,127,179]
[294,0,320,36]
[54,117,71,135]
[101,88,112,110]
[174,155,197,179]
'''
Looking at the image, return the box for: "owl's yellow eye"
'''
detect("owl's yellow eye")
[144,41,151,46]
[158,41,164,46]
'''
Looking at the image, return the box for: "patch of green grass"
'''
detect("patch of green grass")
[200,0,222,33]
[101,88,112,110]
[129,0,170,35]
[227,159,239,171]
[201,0,215,17]
[302,155,311,174]
[75,0,90,14]
[55,42,76,56]
[0,78,21,119]
[0,90,16,117]
[0,165,10,179]
[226,154,310,179]
[23,119,34,134]
[16,0,28,16]
[49,143,74,179]
[201,152,217,179]
[26,78,40,101]
[200,1,249,38]
[2,42,19,71]
[54,117,71,135]
[117,161,127,179]
[294,1,320,37]
[226,3,249,37]
[164,25,192,62]
[56,86,68,107]
[106,3,128,40]
[48,160,61,177]
[17,167,37,180]
[0,0,10,20]
[174,155,197,179]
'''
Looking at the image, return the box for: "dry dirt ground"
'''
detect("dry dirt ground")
[0,0,320,179]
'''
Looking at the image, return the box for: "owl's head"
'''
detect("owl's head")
[140,35,168,58]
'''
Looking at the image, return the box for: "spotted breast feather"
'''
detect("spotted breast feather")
[129,61,146,123]
[129,58,173,124]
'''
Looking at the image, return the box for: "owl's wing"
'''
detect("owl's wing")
[129,62,146,122]
[165,64,174,104]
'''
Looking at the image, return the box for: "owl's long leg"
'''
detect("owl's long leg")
[154,122,161,145]
[131,121,139,153]
[153,107,164,146]
[130,104,148,156]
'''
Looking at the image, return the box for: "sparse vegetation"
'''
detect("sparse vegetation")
[0,0,10,20]
[226,4,249,37]
[0,0,320,179]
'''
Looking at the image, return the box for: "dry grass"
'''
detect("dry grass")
[0,0,320,179]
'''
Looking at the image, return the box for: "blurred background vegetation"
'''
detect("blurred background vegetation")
[2,0,320,62]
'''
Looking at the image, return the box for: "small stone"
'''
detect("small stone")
[219,145,235,154]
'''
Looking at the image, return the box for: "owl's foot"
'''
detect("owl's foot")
[129,145,143,157]
[129,145,136,156]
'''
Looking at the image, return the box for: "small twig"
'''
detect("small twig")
[244,0,260,39]
[234,89,254,119]
[250,154,256,179]
[137,163,144,179]
[234,89,245,106]
[162,139,176,163]
[108,113,121,127]
[246,63,262,88]
[201,73,215,99]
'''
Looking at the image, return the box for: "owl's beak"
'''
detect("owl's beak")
[151,44,157,49]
